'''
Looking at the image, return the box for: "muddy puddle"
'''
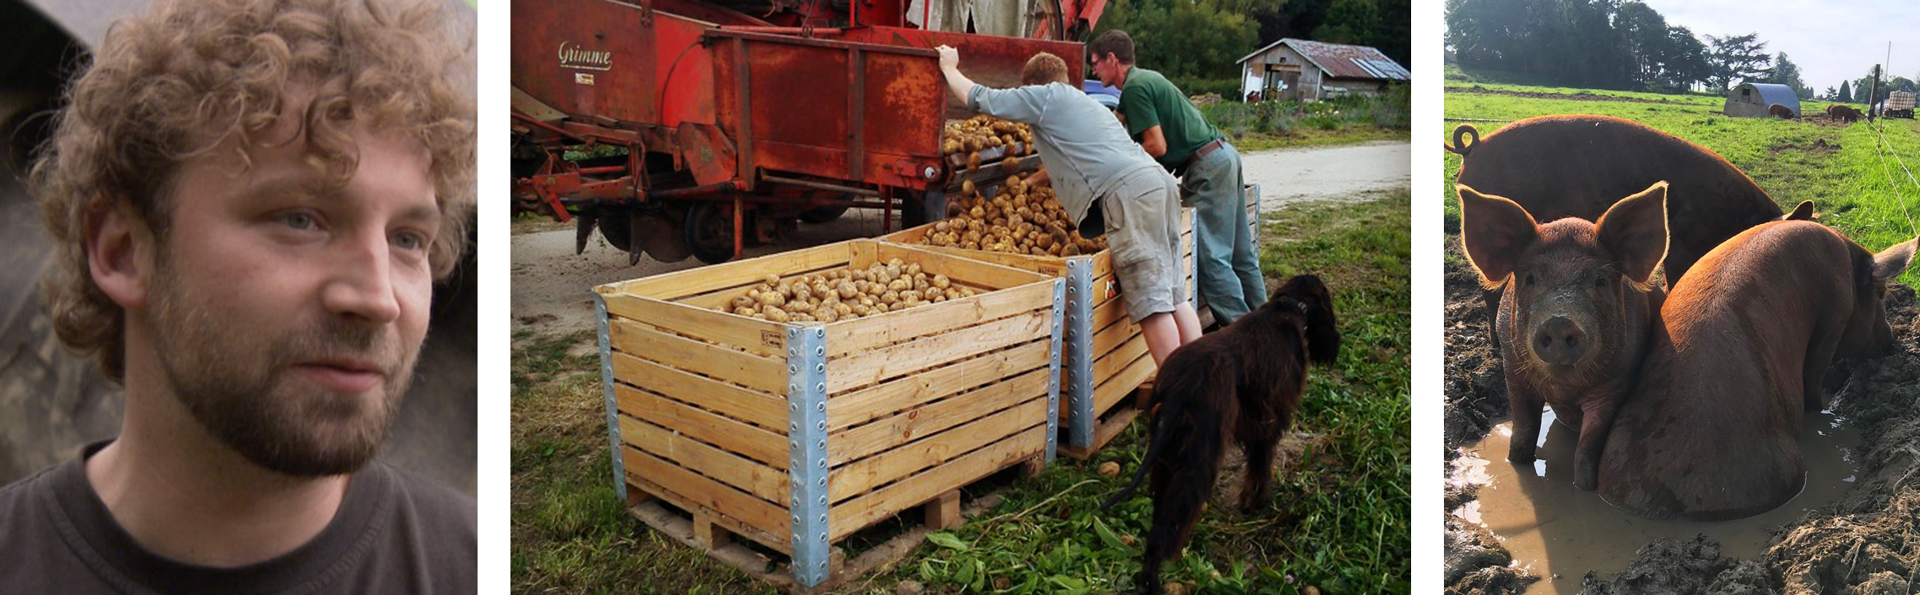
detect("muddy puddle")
[1450,407,1861,594]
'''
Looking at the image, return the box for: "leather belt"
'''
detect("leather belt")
[1182,138,1227,172]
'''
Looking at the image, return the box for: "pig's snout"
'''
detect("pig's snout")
[1532,316,1588,366]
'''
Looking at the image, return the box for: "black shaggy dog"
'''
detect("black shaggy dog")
[1104,274,1341,594]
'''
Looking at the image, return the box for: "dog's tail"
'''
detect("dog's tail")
[1102,383,1179,509]
[1101,361,1219,509]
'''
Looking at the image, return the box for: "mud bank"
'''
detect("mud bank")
[1442,238,1920,595]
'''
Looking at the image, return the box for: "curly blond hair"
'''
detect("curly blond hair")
[31,0,476,381]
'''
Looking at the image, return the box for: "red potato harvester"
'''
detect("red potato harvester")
[511,0,1108,264]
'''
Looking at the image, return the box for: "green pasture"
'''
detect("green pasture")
[512,191,1412,594]
[1439,84,1920,285]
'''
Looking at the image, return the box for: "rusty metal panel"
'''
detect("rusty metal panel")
[749,42,851,156]
[707,28,949,190]
[677,123,737,186]
[654,14,720,128]
[511,0,656,124]
[858,49,946,183]
[838,27,1086,120]
[512,0,748,130]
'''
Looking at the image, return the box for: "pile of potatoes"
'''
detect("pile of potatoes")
[724,258,980,323]
[920,170,1107,256]
[942,115,1035,173]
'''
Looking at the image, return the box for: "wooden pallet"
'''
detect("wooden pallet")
[622,454,1044,593]
[594,239,1064,589]
[880,208,1195,458]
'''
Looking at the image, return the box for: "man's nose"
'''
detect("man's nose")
[319,231,402,324]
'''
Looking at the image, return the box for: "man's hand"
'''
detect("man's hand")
[936,45,959,71]
[935,45,976,105]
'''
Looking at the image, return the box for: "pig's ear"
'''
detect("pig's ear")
[1783,200,1816,221]
[1596,181,1671,285]
[1457,184,1539,289]
[1872,237,1918,282]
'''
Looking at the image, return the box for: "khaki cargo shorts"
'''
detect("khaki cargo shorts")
[1101,168,1184,323]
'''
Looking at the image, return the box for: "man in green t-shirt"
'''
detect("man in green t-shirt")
[1089,30,1265,328]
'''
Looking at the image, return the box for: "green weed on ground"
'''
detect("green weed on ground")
[1439,85,1920,284]
[510,193,1412,594]
[863,191,1412,595]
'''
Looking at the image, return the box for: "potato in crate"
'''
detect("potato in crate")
[880,172,1196,458]
[592,239,1063,588]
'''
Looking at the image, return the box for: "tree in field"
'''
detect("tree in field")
[1838,80,1853,103]
[1705,33,1769,91]
[1850,71,1915,107]
[1444,0,1535,73]
[1615,2,1669,88]
[1655,26,1713,93]
[1443,0,1721,92]
[1092,0,1258,83]
[1766,52,1811,99]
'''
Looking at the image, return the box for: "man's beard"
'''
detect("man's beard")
[147,262,417,478]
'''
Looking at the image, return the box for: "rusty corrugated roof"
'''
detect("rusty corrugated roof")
[1238,38,1409,82]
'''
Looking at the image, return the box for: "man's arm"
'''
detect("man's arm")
[936,46,1050,124]
[1139,125,1168,158]
[936,45,975,105]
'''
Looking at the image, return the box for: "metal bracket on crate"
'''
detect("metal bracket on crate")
[786,325,831,588]
[1063,258,1097,450]
[593,295,627,503]
[1246,183,1263,250]
[1045,278,1065,464]
[1188,216,1201,306]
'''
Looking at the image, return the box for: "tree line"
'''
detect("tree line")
[1446,0,1912,102]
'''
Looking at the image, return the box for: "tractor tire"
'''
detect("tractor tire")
[684,202,738,264]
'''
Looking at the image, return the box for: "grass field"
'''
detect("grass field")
[1205,87,1412,153]
[1440,83,1920,285]
[510,191,1412,594]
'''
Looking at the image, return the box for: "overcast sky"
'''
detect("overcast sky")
[1635,0,1920,92]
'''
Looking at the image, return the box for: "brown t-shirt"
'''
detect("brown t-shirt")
[0,442,476,594]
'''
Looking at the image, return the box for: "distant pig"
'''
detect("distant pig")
[1827,104,1864,123]
[1769,103,1795,119]
[1599,222,1915,520]
[1459,181,1670,491]
[1447,115,1785,285]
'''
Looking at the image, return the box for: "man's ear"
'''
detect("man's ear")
[87,199,155,311]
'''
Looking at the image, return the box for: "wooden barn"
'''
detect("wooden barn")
[1725,82,1801,118]
[1236,38,1409,102]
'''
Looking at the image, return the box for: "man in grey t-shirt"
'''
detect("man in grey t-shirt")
[0,0,476,591]
[936,47,1203,364]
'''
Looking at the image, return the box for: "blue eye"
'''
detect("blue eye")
[393,231,428,252]
[284,212,316,230]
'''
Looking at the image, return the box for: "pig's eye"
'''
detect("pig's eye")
[1524,273,1536,287]
[1594,276,1608,288]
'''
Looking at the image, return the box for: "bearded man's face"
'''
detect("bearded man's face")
[145,117,439,477]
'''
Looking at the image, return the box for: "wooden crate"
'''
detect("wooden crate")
[593,240,1063,589]
[879,208,1195,458]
